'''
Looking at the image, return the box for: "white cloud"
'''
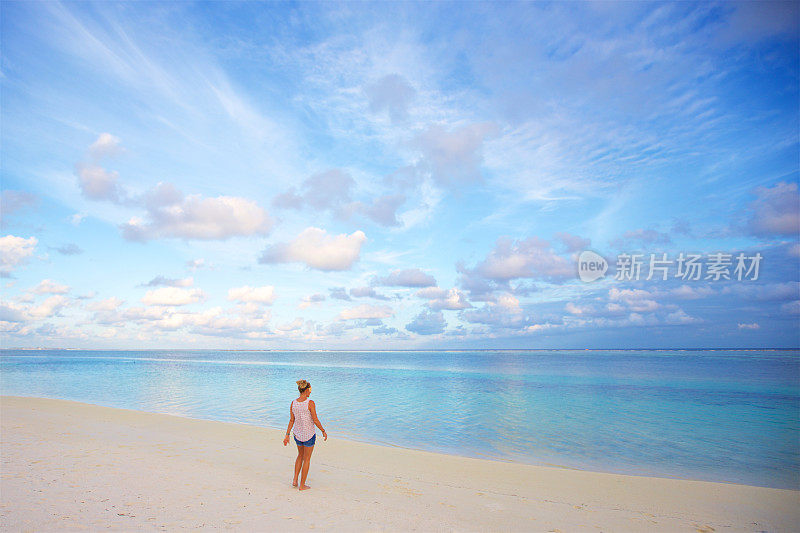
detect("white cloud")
[350,286,390,300]
[423,288,472,310]
[235,302,263,316]
[565,302,588,315]
[117,303,273,338]
[365,74,416,123]
[338,304,394,320]
[55,243,83,256]
[72,134,127,203]
[0,191,37,223]
[555,232,591,253]
[723,282,799,301]
[372,324,400,336]
[141,287,205,306]
[122,184,273,241]
[298,293,327,309]
[143,276,194,288]
[376,268,436,287]
[191,310,272,338]
[609,288,659,312]
[89,133,124,159]
[747,181,800,237]
[75,163,125,202]
[0,235,38,272]
[496,293,522,312]
[562,285,707,329]
[87,297,127,325]
[0,302,28,323]
[461,293,525,328]
[31,279,70,295]
[273,169,354,212]
[29,295,70,319]
[273,171,404,227]
[737,322,760,330]
[415,287,446,299]
[668,284,713,300]
[87,297,124,312]
[227,285,276,305]
[260,227,367,271]
[405,309,446,335]
[277,317,305,332]
[186,258,208,270]
[525,322,559,334]
[329,287,351,301]
[780,300,800,315]
[358,194,406,227]
[664,309,700,325]
[413,122,498,186]
[464,236,573,285]
[124,306,169,321]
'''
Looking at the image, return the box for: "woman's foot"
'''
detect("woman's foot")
[292,480,298,487]
[299,484,311,491]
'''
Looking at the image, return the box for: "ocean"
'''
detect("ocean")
[1,349,798,489]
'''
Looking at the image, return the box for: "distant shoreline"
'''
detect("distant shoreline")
[3,347,799,352]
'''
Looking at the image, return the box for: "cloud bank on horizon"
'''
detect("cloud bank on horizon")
[1,1,798,349]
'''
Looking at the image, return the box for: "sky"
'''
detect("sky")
[1,1,798,350]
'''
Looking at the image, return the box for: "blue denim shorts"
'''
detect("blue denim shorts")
[294,434,316,447]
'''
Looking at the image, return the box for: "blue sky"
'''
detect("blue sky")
[1,1,798,349]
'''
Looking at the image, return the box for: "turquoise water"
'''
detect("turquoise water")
[1,349,798,489]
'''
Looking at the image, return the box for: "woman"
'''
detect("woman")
[283,379,327,490]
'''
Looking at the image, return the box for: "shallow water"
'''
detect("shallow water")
[1,349,798,489]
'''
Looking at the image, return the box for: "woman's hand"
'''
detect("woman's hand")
[322,430,328,441]
[283,434,290,446]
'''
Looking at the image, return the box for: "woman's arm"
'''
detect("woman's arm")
[282,404,295,446]
[308,400,328,441]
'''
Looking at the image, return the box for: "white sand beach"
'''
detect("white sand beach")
[1,395,797,532]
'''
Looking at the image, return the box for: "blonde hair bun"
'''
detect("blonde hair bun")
[296,379,310,392]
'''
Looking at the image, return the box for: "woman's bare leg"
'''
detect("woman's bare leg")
[293,444,303,487]
[299,445,314,490]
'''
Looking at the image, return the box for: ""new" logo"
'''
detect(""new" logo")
[577,250,608,282]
